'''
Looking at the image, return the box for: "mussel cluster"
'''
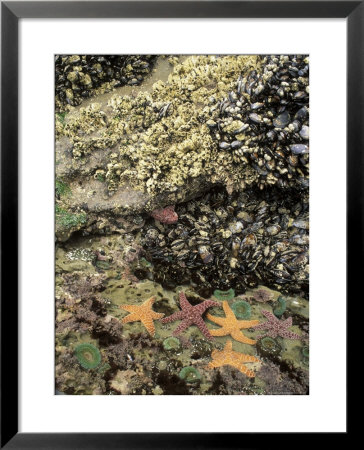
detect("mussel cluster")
[209,55,309,190]
[142,186,309,298]
[55,55,157,110]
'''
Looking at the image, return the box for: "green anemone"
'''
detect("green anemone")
[213,288,235,301]
[273,296,287,317]
[178,366,201,384]
[256,336,282,357]
[74,343,101,369]
[231,300,251,319]
[163,336,181,352]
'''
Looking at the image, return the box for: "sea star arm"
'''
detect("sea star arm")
[208,359,224,369]
[140,317,156,336]
[236,353,261,363]
[251,321,268,331]
[206,313,226,326]
[144,296,156,307]
[173,318,193,335]
[224,340,233,352]
[151,311,165,320]
[222,300,236,319]
[261,310,277,322]
[121,312,138,324]
[233,362,256,378]
[194,317,214,340]
[120,304,138,313]
[209,326,229,337]
[280,329,301,340]
[194,300,220,315]
[231,330,257,345]
[237,319,260,328]
[283,317,293,328]
[178,291,191,310]
[266,330,278,338]
[161,310,184,323]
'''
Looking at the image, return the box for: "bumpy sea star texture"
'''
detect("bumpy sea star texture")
[206,300,259,345]
[120,296,164,336]
[253,310,301,340]
[161,291,220,340]
[208,340,260,378]
[150,205,178,224]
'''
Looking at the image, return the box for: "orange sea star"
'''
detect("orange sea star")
[207,340,260,377]
[120,296,164,336]
[206,300,259,344]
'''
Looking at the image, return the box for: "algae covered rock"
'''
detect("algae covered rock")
[55,55,258,241]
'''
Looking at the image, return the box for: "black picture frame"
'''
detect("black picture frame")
[1,1,356,447]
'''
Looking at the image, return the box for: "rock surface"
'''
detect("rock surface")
[55,55,259,241]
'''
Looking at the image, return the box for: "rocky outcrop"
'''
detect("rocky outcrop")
[55,55,309,242]
[55,55,258,241]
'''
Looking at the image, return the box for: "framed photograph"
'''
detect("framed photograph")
[1,0,355,447]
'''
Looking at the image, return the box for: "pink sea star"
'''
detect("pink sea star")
[151,205,178,224]
[161,291,220,340]
[253,310,301,340]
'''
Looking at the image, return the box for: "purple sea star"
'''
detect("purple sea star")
[161,291,220,340]
[253,310,301,340]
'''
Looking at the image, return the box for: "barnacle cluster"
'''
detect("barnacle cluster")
[56,55,259,195]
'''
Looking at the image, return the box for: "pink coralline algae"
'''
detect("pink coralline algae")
[161,291,220,340]
[252,289,273,303]
[253,310,301,340]
[150,205,178,224]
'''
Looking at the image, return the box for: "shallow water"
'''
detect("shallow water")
[55,226,308,395]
